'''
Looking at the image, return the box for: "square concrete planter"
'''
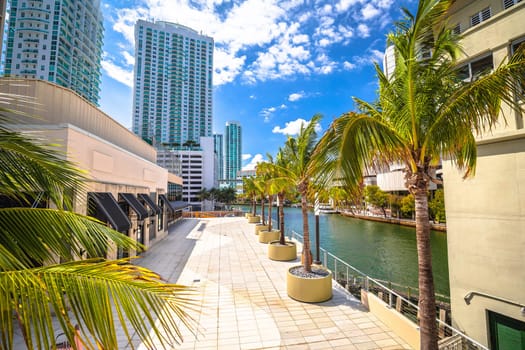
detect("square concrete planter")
[287,265,332,303]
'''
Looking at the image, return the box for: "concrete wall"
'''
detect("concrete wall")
[443,136,525,346]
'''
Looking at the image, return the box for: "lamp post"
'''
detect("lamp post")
[314,192,321,265]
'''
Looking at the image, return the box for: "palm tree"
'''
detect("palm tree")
[0,115,194,349]
[242,176,258,216]
[313,0,525,348]
[277,114,321,272]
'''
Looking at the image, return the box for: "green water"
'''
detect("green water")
[254,206,450,297]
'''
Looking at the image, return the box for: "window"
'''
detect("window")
[488,311,525,350]
[504,0,522,9]
[470,7,491,27]
[453,23,461,35]
[457,54,493,81]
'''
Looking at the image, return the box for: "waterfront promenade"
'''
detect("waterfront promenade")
[131,217,412,350]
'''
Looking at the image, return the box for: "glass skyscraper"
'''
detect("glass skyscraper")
[4,0,104,105]
[214,133,224,180]
[224,121,241,183]
[132,20,214,146]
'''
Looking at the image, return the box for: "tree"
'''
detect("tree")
[242,176,258,216]
[313,0,525,347]
[275,114,321,272]
[364,185,389,217]
[400,194,415,219]
[0,115,194,349]
[429,189,446,223]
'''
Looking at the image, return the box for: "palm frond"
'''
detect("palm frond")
[0,208,143,270]
[312,112,407,189]
[0,127,85,210]
[0,259,197,350]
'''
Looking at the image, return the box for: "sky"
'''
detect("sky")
[98,0,417,171]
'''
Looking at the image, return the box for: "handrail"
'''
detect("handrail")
[290,230,488,350]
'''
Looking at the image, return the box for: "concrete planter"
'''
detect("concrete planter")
[268,241,297,261]
[247,215,261,224]
[258,229,280,243]
[245,213,253,218]
[287,265,332,303]
[254,224,269,235]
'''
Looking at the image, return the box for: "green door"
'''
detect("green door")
[489,311,525,350]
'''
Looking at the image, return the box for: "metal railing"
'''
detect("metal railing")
[289,230,488,350]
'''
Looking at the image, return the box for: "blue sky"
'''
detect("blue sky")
[98,0,416,170]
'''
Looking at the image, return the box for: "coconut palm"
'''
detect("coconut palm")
[0,114,194,349]
[313,0,525,348]
[276,114,321,272]
[242,176,258,216]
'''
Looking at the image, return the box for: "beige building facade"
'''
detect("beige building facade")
[1,78,183,257]
[442,1,525,348]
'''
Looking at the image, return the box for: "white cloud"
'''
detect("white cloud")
[357,23,370,38]
[272,118,322,136]
[242,154,252,160]
[122,51,135,66]
[260,104,286,122]
[335,0,361,13]
[343,61,357,70]
[243,154,264,171]
[101,59,133,87]
[361,4,381,20]
[288,92,304,102]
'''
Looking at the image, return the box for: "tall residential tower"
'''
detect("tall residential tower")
[4,0,104,105]
[132,20,214,146]
[224,121,241,187]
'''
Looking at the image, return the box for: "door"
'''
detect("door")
[489,311,525,350]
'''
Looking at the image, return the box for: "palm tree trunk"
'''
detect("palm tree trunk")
[267,194,273,231]
[261,197,266,225]
[414,186,438,350]
[278,192,285,245]
[301,188,312,272]
[252,196,256,215]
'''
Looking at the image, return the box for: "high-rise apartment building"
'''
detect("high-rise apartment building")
[214,133,224,180]
[133,20,214,206]
[224,121,242,186]
[4,0,103,105]
[132,20,214,146]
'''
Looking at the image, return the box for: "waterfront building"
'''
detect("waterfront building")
[0,78,185,254]
[214,133,224,182]
[224,121,242,188]
[442,1,525,348]
[4,0,103,105]
[132,20,214,206]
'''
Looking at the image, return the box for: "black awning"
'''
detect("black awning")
[138,193,161,214]
[158,194,175,212]
[170,201,192,211]
[88,192,131,232]
[119,193,149,220]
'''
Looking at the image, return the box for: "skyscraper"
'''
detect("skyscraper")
[4,0,104,105]
[132,20,214,146]
[224,121,241,186]
[214,133,224,180]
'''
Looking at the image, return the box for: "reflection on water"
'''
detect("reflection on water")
[257,206,450,296]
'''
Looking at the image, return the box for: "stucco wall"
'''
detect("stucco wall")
[442,136,525,346]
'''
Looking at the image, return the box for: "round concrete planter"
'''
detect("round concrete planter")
[268,241,297,261]
[247,215,261,224]
[245,213,253,218]
[258,229,280,243]
[254,224,269,235]
[287,265,332,303]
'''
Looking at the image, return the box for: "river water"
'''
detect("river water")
[255,206,450,297]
